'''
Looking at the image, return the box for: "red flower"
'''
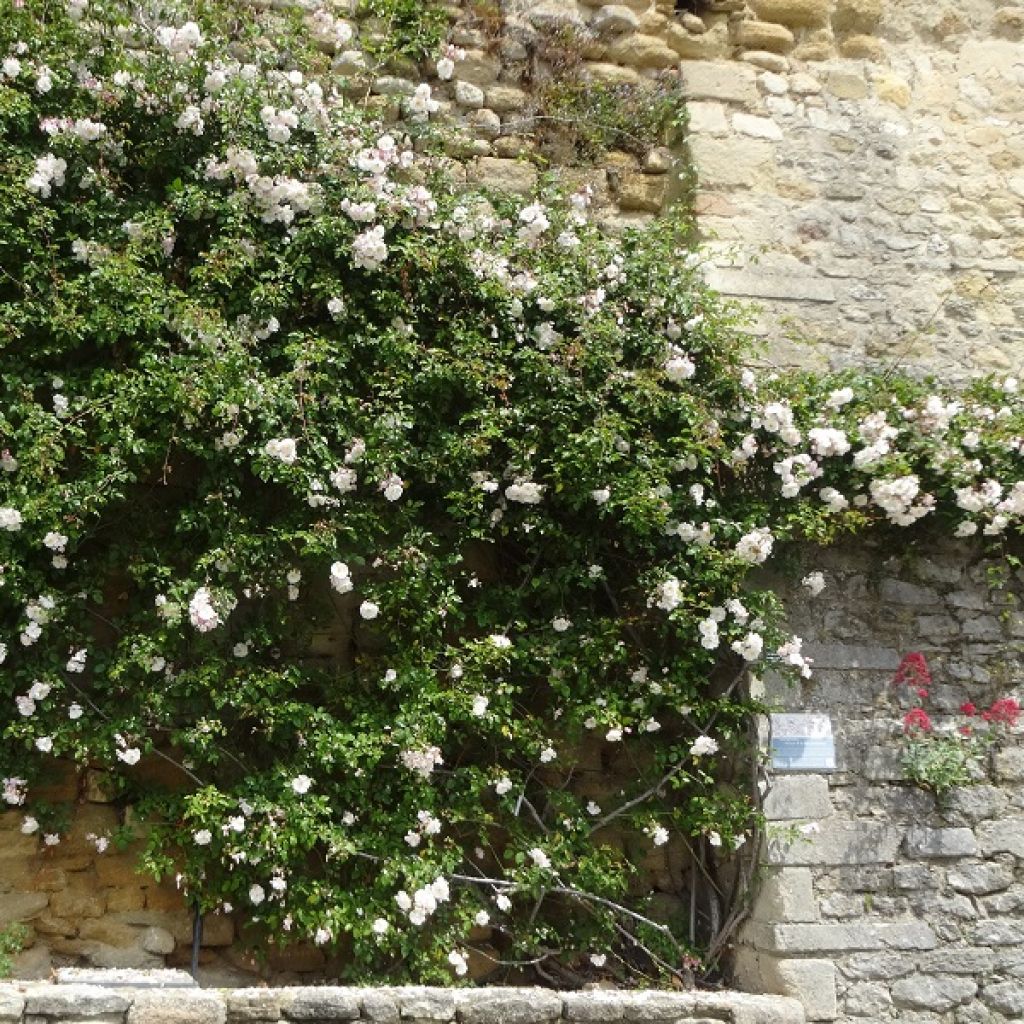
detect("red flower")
[893,652,932,692]
[982,697,1021,728]
[960,702,977,716]
[903,707,933,734]
[959,725,973,737]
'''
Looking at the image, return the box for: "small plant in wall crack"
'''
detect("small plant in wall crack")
[0,924,28,980]
[894,653,1020,797]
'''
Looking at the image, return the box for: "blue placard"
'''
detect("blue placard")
[770,713,836,772]
[770,736,836,771]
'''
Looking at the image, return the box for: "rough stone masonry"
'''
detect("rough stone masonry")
[734,539,1024,1021]
[0,975,805,1024]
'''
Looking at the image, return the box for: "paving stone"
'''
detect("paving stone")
[285,988,361,1019]
[455,988,563,1023]
[25,987,132,1017]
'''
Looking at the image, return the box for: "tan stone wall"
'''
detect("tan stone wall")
[681,0,1024,376]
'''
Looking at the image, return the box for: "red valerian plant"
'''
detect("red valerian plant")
[893,653,1020,793]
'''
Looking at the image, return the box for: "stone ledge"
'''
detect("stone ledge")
[0,984,805,1024]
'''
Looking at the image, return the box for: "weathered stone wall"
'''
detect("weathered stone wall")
[0,974,806,1024]
[736,539,1024,1021]
[685,1,1024,376]
[3,0,1023,997]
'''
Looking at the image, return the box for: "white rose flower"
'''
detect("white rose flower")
[689,735,719,757]
[264,438,298,465]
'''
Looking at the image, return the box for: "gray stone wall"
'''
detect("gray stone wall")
[0,976,805,1024]
[736,540,1024,1021]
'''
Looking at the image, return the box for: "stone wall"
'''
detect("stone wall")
[735,540,1024,1021]
[3,0,1023,997]
[0,975,806,1024]
[684,0,1024,376]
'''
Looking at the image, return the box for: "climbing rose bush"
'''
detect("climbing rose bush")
[1,0,1023,985]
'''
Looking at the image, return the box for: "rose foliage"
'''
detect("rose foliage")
[1,0,1023,986]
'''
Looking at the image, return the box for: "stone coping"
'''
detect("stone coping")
[0,982,804,1024]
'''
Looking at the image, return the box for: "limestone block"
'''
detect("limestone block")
[823,69,868,99]
[616,171,668,212]
[802,643,898,669]
[227,988,289,1022]
[591,5,639,34]
[840,34,885,60]
[844,982,892,1017]
[876,921,938,950]
[903,826,978,858]
[918,949,997,975]
[0,891,48,925]
[731,112,784,141]
[688,137,775,189]
[832,0,884,33]
[527,0,589,30]
[141,926,176,955]
[605,34,679,69]
[762,959,837,1021]
[455,50,501,87]
[977,816,1024,857]
[706,268,835,303]
[665,23,731,59]
[748,0,830,28]
[636,9,668,33]
[454,81,484,108]
[697,991,806,1024]
[580,62,642,85]
[751,867,818,923]
[763,776,833,821]
[875,73,911,108]
[733,19,795,53]
[742,51,791,73]
[972,919,1024,945]
[791,30,835,61]
[619,992,704,1021]
[285,988,361,1019]
[456,988,563,1023]
[469,109,501,139]
[56,967,194,987]
[361,991,400,1023]
[0,989,25,1022]
[891,975,977,1012]
[687,101,730,135]
[984,981,1024,1016]
[563,991,628,1020]
[842,952,915,980]
[995,747,1024,781]
[127,990,227,1024]
[994,6,1024,36]
[789,72,821,95]
[25,986,131,1017]
[642,146,673,173]
[484,86,527,113]
[759,71,789,95]
[396,990,455,1020]
[681,60,759,105]
[763,922,884,953]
